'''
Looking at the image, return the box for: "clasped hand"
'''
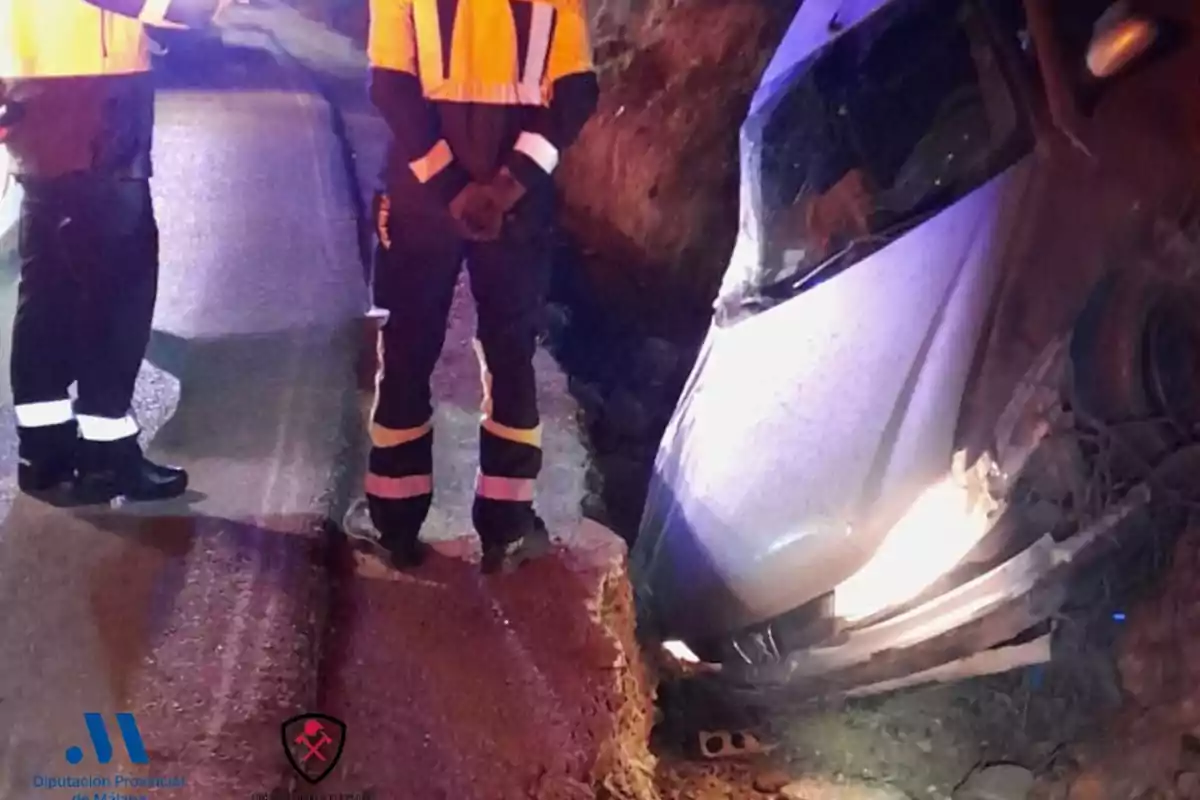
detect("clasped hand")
[0,100,24,144]
[449,168,526,242]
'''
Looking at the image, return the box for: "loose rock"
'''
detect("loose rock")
[953,764,1035,800]
[1178,771,1200,800]
[606,387,653,438]
[632,336,684,388]
[781,778,910,800]
[543,301,572,345]
[754,769,793,793]
[569,375,607,418]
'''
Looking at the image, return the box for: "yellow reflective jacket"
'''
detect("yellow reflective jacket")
[1,0,220,178]
[367,0,599,202]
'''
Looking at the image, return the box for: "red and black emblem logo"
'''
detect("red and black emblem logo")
[281,713,347,784]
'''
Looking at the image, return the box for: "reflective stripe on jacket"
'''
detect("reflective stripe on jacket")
[0,0,219,179]
[367,0,599,201]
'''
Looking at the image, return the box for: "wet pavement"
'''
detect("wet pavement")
[0,22,363,799]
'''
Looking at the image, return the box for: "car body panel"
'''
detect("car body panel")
[633,162,1034,642]
[632,0,1200,669]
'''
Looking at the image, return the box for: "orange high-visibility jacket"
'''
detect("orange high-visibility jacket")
[367,0,599,201]
[0,0,221,178]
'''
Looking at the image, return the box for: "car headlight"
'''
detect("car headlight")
[833,452,999,623]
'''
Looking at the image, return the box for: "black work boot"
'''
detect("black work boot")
[16,422,79,504]
[346,496,430,570]
[17,460,75,494]
[383,537,429,570]
[75,436,188,504]
[478,506,553,575]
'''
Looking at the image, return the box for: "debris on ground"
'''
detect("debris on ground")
[754,769,793,793]
[698,730,776,760]
[954,764,1036,800]
[1033,515,1200,800]
[779,778,912,800]
[653,756,916,800]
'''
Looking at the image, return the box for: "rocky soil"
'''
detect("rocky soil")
[557,0,801,326]
[1042,513,1200,800]
[542,240,703,542]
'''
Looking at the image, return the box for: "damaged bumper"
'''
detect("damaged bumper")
[691,484,1152,700]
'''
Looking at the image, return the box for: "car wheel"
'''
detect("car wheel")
[1068,268,1183,485]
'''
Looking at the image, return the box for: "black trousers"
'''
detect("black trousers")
[10,176,158,464]
[367,182,552,548]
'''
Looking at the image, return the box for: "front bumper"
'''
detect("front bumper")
[709,484,1151,700]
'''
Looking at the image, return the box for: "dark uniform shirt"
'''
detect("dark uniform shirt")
[1,0,220,180]
[367,0,600,202]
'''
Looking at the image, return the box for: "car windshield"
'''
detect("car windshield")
[722,0,1034,317]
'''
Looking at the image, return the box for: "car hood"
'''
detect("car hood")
[631,164,1033,643]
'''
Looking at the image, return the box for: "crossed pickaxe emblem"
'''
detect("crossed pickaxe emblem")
[294,720,333,764]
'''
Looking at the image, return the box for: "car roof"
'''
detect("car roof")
[750,0,894,117]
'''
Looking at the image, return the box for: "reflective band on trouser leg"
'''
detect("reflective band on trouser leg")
[365,472,433,500]
[366,420,434,498]
[482,417,541,448]
[366,420,435,543]
[371,419,433,449]
[472,342,542,500]
[77,414,139,442]
[472,337,494,419]
[475,472,536,502]
[370,326,386,419]
[14,399,74,429]
[475,423,543,503]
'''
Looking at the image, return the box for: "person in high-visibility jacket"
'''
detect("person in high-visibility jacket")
[364,0,598,572]
[1,0,229,504]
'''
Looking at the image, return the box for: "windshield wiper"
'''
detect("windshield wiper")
[756,206,942,304]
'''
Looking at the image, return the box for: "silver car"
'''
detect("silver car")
[631,0,1200,698]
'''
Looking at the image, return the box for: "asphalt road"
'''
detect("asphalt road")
[0,25,366,798]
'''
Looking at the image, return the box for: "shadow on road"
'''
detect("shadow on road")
[0,491,329,793]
